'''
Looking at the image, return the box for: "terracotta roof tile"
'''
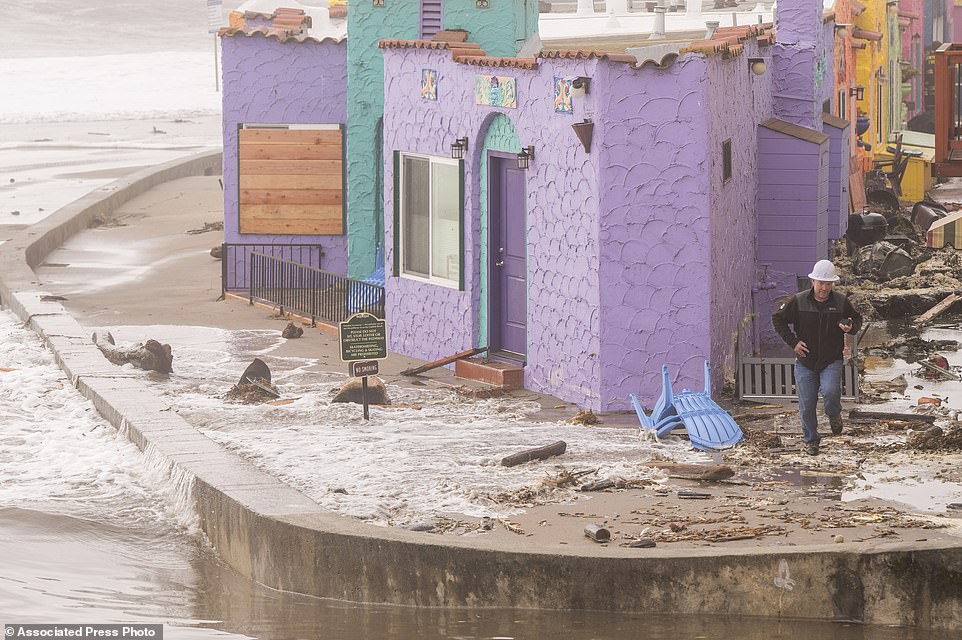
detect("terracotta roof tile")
[681,22,773,57]
[453,56,538,69]
[379,38,539,68]
[538,49,636,65]
[432,29,470,43]
[220,7,332,42]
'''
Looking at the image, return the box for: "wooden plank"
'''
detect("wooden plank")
[239,129,341,145]
[239,216,343,235]
[849,408,938,423]
[241,174,343,190]
[914,292,961,326]
[239,144,343,161]
[399,347,488,376]
[240,204,343,219]
[240,189,343,206]
[240,159,342,175]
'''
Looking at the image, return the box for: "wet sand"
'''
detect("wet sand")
[29,171,962,553]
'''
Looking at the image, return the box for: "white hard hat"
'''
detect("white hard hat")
[808,259,839,282]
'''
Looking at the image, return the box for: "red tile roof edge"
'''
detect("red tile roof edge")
[454,56,538,69]
[823,9,836,23]
[219,26,344,45]
[538,49,637,65]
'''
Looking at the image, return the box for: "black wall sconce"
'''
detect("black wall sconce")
[834,23,851,38]
[450,137,468,160]
[516,145,535,170]
[571,76,591,97]
[748,57,766,76]
[849,85,865,100]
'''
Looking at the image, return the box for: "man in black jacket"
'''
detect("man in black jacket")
[772,260,862,455]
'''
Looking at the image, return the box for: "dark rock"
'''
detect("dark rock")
[209,245,223,259]
[331,376,391,405]
[239,358,271,385]
[852,241,916,281]
[281,322,303,339]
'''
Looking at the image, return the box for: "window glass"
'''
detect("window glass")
[400,153,461,286]
[431,162,460,281]
[402,156,430,278]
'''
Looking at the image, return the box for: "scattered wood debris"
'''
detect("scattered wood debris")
[570,409,600,425]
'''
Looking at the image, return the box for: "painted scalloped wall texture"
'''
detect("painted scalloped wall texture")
[706,46,775,388]
[595,57,713,409]
[221,35,349,274]
[381,49,603,407]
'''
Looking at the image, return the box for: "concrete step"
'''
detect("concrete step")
[455,357,523,390]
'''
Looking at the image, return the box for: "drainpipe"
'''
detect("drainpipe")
[704,20,719,39]
[649,6,667,39]
[577,0,594,15]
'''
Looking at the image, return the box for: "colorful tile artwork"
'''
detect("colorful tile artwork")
[474,75,516,108]
[554,77,573,113]
[421,69,438,101]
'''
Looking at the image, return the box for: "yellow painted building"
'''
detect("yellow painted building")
[852,0,889,170]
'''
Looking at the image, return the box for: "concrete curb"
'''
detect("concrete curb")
[0,151,960,629]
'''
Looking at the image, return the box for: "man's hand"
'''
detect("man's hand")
[794,341,810,358]
[839,317,854,333]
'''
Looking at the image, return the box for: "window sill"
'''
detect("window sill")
[399,272,460,290]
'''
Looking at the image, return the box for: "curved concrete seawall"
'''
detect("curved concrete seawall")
[1,151,961,630]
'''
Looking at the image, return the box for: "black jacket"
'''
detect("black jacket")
[772,288,862,372]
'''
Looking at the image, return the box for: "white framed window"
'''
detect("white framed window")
[396,152,463,288]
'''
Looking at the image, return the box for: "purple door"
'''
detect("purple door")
[488,155,526,359]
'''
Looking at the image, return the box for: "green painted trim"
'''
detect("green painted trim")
[477,114,521,349]
[392,150,400,277]
[459,158,465,291]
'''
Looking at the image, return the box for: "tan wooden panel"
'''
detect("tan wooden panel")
[240,189,343,206]
[240,205,344,235]
[240,174,343,190]
[240,203,343,219]
[239,128,342,145]
[240,159,342,175]
[239,144,343,161]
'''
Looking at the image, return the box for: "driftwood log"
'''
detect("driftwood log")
[400,347,487,376]
[645,462,735,482]
[848,408,938,424]
[92,331,173,373]
[500,441,566,467]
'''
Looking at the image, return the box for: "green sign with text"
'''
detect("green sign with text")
[339,313,387,362]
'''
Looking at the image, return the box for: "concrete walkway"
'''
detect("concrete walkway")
[1,151,961,630]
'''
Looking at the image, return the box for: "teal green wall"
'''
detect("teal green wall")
[477,114,521,348]
[346,0,538,277]
[443,0,539,58]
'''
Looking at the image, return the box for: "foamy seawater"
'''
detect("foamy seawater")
[0,310,199,534]
[95,325,702,526]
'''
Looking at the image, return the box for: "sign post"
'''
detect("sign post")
[207,0,223,92]
[339,313,387,420]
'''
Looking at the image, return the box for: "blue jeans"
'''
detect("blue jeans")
[794,359,843,445]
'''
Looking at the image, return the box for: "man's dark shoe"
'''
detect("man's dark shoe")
[806,442,820,456]
[829,414,843,435]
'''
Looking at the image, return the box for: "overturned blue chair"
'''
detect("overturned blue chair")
[630,361,743,451]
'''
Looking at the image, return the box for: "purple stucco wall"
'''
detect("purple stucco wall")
[381,48,604,408]
[705,46,775,389]
[594,57,713,409]
[772,2,836,131]
[221,33,349,275]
